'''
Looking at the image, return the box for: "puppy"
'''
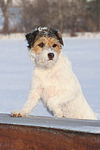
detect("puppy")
[12,27,97,120]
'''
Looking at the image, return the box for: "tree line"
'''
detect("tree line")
[0,0,100,35]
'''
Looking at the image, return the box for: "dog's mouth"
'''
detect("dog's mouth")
[37,53,57,68]
[34,48,59,68]
[38,53,55,64]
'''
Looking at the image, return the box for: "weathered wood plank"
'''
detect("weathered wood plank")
[0,114,100,150]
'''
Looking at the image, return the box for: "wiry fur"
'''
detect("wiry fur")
[12,27,97,120]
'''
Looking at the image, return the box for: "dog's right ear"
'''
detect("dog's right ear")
[25,30,38,49]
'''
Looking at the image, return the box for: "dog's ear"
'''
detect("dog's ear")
[56,31,64,46]
[25,30,38,49]
[49,28,64,46]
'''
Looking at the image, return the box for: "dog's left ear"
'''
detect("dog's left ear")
[50,28,64,46]
[56,31,64,46]
[25,30,38,49]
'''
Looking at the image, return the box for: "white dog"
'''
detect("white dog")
[12,27,97,120]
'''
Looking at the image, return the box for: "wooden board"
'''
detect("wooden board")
[0,114,100,150]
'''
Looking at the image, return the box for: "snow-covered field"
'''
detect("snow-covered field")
[0,37,100,119]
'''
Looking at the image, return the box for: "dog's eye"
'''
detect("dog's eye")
[52,44,57,48]
[38,42,45,48]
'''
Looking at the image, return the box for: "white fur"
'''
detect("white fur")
[29,48,59,68]
[12,49,97,120]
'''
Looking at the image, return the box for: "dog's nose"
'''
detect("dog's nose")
[48,53,54,60]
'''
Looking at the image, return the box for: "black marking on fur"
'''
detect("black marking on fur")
[25,30,39,49]
[25,27,64,49]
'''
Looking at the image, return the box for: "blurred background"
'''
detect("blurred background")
[0,0,100,35]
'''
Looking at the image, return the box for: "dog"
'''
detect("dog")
[11,27,97,120]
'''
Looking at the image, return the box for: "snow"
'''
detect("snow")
[0,37,100,120]
[0,33,25,40]
[62,32,100,38]
[0,32,100,40]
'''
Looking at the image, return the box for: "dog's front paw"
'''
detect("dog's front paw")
[54,110,64,118]
[11,110,28,117]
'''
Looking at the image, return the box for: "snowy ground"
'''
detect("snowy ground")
[0,37,100,119]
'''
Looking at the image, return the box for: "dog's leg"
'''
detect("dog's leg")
[48,104,64,118]
[53,108,64,118]
[11,86,41,117]
[47,97,64,118]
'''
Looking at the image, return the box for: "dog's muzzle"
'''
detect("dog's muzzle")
[48,53,54,60]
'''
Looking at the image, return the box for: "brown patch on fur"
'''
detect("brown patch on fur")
[32,37,62,55]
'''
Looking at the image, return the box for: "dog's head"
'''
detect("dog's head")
[25,27,64,68]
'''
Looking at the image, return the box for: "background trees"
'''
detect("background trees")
[0,0,10,33]
[0,0,100,34]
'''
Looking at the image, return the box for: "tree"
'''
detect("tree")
[19,0,49,32]
[90,0,100,31]
[9,0,100,34]
[0,0,10,33]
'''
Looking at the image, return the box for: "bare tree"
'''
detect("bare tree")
[0,0,10,33]
[9,0,100,34]
[35,0,49,27]
[89,0,100,31]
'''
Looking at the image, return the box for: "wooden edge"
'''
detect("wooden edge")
[0,113,100,150]
[0,113,100,134]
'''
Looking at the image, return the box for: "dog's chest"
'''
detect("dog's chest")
[36,69,60,99]
[43,73,60,99]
